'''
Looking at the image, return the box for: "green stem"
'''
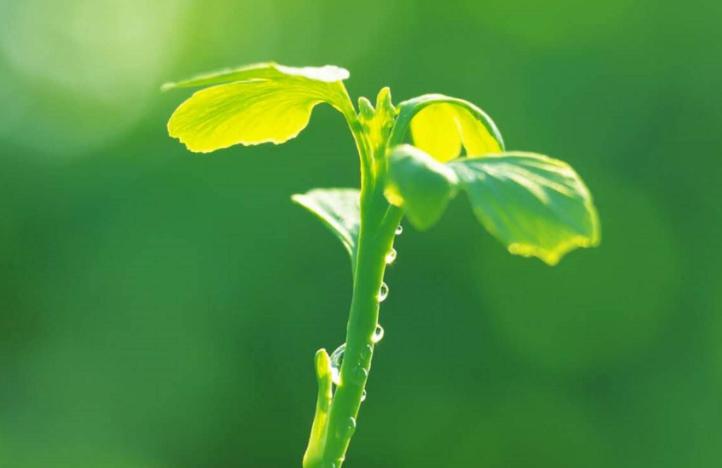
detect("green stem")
[321,203,402,467]
[304,200,403,468]
[304,96,406,468]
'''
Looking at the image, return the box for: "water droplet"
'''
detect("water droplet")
[372,324,385,344]
[351,365,368,384]
[335,417,356,440]
[385,248,397,265]
[330,343,346,386]
[359,344,373,362]
[361,389,367,402]
[395,224,403,235]
[377,282,389,302]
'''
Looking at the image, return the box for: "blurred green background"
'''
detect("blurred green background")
[1,0,721,466]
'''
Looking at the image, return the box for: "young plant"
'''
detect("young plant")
[164,63,600,467]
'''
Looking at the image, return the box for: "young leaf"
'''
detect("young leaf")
[449,152,600,265]
[390,94,505,162]
[358,87,398,155]
[291,188,361,264]
[303,348,333,467]
[166,63,354,153]
[385,145,459,230]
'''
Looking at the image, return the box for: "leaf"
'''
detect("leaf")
[391,94,505,162]
[303,348,333,468]
[385,145,459,230]
[449,152,600,265]
[166,63,353,153]
[291,188,361,264]
[162,62,350,90]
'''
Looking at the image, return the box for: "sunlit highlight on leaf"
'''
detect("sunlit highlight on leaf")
[166,63,353,153]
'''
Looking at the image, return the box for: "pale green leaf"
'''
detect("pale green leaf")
[291,188,361,264]
[385,145,459,230]
[390,94,505,162]
[166,63,353,153]
[449,152,600,265]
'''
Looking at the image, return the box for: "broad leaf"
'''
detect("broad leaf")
[385,145,458,230]
[166,63,353,153]
[291,188,361,264]
[391,94,505,162]
[449,152,600,265]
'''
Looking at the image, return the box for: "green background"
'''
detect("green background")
[1,0,721,466]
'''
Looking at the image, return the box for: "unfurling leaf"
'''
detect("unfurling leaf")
[391,94,504,162]
[166,63,354,153]
[449,152,600,265]
[385,145,458,230]
[291,188,361,265]
[358,87,398,155]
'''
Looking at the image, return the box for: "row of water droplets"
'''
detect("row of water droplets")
[329,324,385,402]
[328,224,402,405]
[378,224,401,302]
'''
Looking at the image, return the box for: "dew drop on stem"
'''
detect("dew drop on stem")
[330,343,346,386]
[377,282,389,302]
[361,389,367,402]
[395,224,403,236]
[372,324,384,344]
[385,248,397,265]
[359,344,372,361]
[351,365,368,384]
[335,417,356,440]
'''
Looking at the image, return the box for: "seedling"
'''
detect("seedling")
[164,63,600,467]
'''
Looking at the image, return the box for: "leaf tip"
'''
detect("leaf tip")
[358,96,374,119]
[314,348,332,380]
[160,81,177,92]
[507,233,600,266]
[376,86,394,110]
